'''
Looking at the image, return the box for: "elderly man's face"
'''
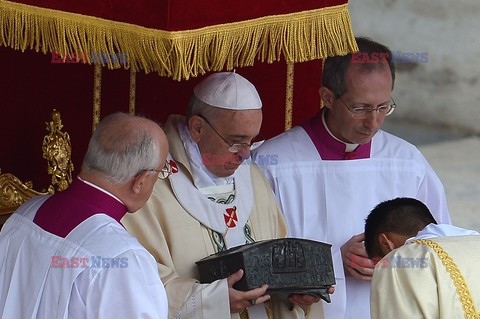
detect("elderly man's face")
[195,109,262,177]
[324,64,393,145]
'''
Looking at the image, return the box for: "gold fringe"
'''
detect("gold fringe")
[285,63,294,131]
[0,1,357,81]
[414,239,480,319]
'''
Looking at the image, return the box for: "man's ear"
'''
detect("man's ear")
[188,116,205,143]
[378,233,396,256]
[319,86,336,110]
[131,172,147,195]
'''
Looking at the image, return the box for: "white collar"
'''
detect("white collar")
[77,176,125,205]
[177,122,234,188]
[322,110,359,152]
[406,223,480,244]
[168,152,253,247]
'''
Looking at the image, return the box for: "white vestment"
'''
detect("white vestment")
[0,196,168,319]
[122,115,317,319]
[254,125,451,319]
[371,224,480,318]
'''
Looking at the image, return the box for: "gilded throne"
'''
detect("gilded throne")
[0,110,73,228]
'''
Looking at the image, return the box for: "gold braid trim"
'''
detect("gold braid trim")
[0,1,357,80]
[414,239,480,319]
[285,63,294,131]
[129,67,136,115]
[92,64,102,132]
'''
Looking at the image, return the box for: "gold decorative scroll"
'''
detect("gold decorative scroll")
[42,110,74,192]
[1,109,74,226]
[0,169,53,213]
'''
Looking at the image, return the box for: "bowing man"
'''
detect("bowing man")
[365,197,480,319]
[253,37,451,319]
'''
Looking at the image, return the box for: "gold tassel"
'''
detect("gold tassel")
[0,1,357,81]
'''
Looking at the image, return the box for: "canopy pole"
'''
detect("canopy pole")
[92,64,102,132]
[284,62,294,131]
[129,67,136,115]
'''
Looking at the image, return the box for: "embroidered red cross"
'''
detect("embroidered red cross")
[224,206,238,228]
[169,160,179,174]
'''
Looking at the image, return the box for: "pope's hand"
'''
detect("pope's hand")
[341,233,374,280]
[227,269,270,313]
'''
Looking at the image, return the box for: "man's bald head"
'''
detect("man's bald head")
[81,113,167,184]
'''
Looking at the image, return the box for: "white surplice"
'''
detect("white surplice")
[0,196,168,319]
[253,126,451,319]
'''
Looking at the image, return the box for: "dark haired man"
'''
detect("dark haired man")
[254,37,451,318]
[364,197,438,260]
[364,197,480,319]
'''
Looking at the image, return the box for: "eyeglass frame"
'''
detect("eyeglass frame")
[142,160,172,180]
[196,114,262,153]
[337,96,396,119]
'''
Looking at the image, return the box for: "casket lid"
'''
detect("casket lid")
[196,238,335,303]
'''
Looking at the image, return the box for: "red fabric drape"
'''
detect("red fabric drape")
[1,46,321,189]
[14,0,346,29]
[1,0,340,188]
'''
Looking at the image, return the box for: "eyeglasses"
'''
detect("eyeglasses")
[145,160,172,180]
[338,97,396,119]
[197,114,263,153]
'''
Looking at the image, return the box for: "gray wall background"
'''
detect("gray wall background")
[349,0,480,134]
[349,1,480,230]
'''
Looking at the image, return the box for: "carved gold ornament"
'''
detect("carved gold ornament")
[0,169,53,213]
[42,110,74,192]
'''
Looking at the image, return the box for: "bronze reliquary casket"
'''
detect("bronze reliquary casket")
[196,238,335,303]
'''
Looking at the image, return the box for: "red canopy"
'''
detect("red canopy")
[0,0,357,188]
[1,0,355,79]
